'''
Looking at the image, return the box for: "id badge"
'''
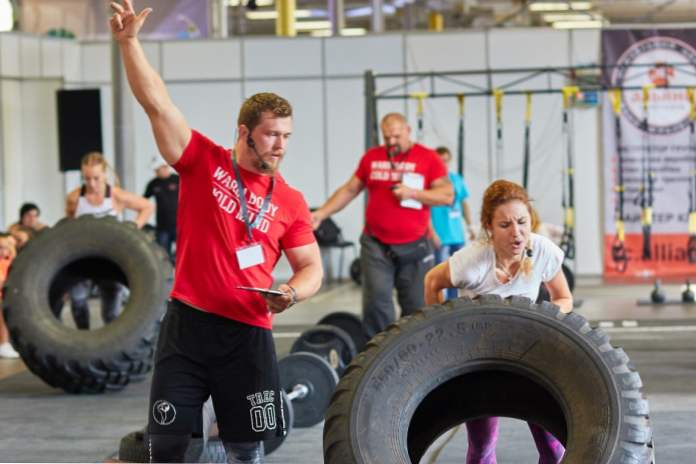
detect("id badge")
[449,210,461,219]
[236,243,265,270]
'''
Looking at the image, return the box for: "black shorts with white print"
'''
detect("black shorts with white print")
[147,299,286,443]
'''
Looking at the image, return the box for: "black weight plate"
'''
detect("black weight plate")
[290,325,356,376]
[264,389,294,455]
[318,311,369,352]
[278,352,338,428]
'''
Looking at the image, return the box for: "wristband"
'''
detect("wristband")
[286,285,298,307]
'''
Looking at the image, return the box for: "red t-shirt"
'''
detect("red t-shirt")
[355,144,448,244]
[171,130,316,329]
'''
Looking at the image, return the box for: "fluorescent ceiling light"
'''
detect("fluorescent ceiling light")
[543,13,595,22]
[310,28,367,37]
[552,20,603,29]
[340,28,367,36]
[529,2,592,12]
[0,0,13,32]
[345,5,397,18]
[295,20,332,31]
[246,9,313,20]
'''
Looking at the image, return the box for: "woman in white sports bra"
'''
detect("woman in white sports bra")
[424,179,572,464]
[60,152,153,330]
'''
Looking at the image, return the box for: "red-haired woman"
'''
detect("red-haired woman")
[424,179,572,464]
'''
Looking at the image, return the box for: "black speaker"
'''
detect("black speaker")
[56,88,103,172]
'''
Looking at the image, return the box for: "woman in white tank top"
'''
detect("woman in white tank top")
[424,180,572,464]
[66,152,153,224]
[60,152,154,330]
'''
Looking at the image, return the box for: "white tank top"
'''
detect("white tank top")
[75,185,119,218]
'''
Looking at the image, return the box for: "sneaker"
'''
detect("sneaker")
[0,342,19,359]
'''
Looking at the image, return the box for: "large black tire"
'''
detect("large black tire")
[323,295,652,464]
[2,216,173,394]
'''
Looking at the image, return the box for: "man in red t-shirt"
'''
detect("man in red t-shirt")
[312,113,453,337]
[110,2,322,462]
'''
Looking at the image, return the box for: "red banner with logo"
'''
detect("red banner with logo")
[602,30,696,282]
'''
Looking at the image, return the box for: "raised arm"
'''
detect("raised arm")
[310,176,364,229]
[110,0,190,165]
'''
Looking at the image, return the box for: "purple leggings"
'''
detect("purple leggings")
[465,417,565,464]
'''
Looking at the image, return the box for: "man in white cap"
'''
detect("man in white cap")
[144,157,179,260]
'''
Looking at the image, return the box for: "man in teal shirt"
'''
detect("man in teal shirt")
[430,146,476,300]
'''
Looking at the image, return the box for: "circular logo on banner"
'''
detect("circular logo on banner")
[152,399,177,426]
[612,35,696,134]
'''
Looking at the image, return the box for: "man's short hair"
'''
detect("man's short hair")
[435,146,451,156]
[238,93,292,132]
[380,113,407,126]
[19,202,39,219]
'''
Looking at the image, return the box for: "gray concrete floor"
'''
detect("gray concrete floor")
[0,280,695,462]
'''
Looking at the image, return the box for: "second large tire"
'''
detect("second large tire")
[323,295,652,464]
[2,216,173,394]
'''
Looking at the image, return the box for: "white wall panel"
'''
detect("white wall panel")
[82,42,111,83]
[405,31,487,72]
[20,36,41,78]
[571,29,601,65]
[41,38,63,77]
[1,81,23,227]
[570,30,602,275]
[244,79,325,208]
[324,34,404,76]
[0,34,21,77]
[488,28,569,68]
[244,38,322,78]
[19,81,64,226]
[573,107,602,274]
[62,40,82,83]
[162,40,241,80]
[167,82,243,147]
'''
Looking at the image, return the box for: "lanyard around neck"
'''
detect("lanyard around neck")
[231,154,275,241]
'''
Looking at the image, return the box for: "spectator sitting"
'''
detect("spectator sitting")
[0,232,19,358]
[8,203,48,235]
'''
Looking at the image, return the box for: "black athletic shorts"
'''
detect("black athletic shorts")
[147,299,286,443]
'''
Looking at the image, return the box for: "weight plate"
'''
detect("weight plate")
[290,325,356,376]
[278,352,338,428]
[318,311,369,352]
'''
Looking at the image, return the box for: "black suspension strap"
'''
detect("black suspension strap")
[560,86,579,260]
[494,89,504,176]
[610,89,628,273]
[522,92,532,190]
[457,94,465,176]
[411,92,428,142]
[636,84,654,260]
[687,88,696,263]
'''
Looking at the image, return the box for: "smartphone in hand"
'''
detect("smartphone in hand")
[236,286,286,297]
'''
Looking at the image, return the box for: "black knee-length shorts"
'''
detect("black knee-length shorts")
[147,299,286,443]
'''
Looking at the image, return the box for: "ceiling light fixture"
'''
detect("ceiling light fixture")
[246,9,314,20]
[529,2,592,12]
[552,19,603,29]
